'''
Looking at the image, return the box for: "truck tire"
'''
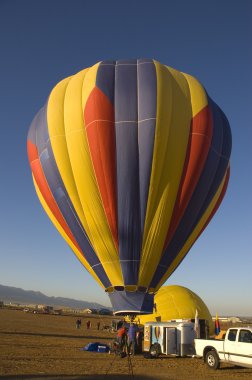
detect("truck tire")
[205,350,220,370]
[150,343,161,358]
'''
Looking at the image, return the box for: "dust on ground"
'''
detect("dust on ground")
[0,309,252,380]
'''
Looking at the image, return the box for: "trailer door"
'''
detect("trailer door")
[165,327,177,355]
[144,325,151,352]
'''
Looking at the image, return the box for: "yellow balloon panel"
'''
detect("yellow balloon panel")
[139,285,214,335]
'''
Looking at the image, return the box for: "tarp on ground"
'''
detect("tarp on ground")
[81,342,110,353]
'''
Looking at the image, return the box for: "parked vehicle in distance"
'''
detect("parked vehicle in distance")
[195,327,252,369]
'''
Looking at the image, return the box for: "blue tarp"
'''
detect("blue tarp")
[81,342,110,353]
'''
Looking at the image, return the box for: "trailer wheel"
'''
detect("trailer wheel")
[206,350,220,370]
[150,343,161,358]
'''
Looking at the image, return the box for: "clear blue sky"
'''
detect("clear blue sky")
[0,0,251,316]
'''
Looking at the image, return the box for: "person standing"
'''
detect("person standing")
[127,323,138,355]
[117,324,127,353]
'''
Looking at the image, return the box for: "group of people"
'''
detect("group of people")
[75,318,142,356]
[116,323,143,356]
[76,319,101,330]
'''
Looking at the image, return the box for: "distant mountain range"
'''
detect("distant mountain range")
[0,284,109,310]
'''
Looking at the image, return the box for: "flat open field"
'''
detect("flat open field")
[1,309,252,380]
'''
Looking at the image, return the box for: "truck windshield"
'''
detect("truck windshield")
[238,330,252,343]
[227,329,237,341]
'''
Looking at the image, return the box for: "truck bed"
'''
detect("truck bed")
[194,338,224,357]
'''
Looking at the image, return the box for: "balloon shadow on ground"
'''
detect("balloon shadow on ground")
[218,366,252,373]
[0,375,157,380]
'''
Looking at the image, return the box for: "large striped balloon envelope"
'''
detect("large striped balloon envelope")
[27,59,232,315]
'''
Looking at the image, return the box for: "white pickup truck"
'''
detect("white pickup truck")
[195,327,252,369]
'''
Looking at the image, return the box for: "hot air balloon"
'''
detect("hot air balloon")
[27,59,232,315]
[138,285,214,335]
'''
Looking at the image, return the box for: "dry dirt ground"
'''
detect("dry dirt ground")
[1,309,252,380]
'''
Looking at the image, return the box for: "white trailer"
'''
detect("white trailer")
[143,321,196,357]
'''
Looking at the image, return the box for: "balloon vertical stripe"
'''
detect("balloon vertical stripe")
[199,166,230,237]
[84,86,118,248]
[114,60,141,285]
[64,66,123,286]
[28,140,80,251]
[163,105,213,249]
[139,61,192,287]
[155,168,230,289]
[32,176,104,287]
[137,59,157,237]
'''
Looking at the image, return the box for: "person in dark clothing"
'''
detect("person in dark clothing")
[136,329,143,353]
